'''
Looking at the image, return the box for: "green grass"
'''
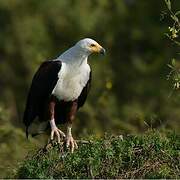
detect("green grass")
[14,130,180,179]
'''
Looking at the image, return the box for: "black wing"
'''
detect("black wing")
[77,71,92,108]
[23,60,61,131]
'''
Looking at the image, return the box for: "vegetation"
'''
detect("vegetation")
[0,105,40,178]
[15,130,180,179]
[164,0,180,90]
[0,0,180,178]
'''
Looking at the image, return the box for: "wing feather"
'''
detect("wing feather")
[23,60,61,129]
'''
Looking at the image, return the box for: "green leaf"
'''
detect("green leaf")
[165,0,171,10]
[167,64,173,69]
[170,15,178,22]
[171,59,176,66]
[175,11,180,16]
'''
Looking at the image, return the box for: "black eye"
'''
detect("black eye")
[90,44,95,47]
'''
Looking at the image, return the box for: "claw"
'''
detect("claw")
[58,129,66,137]
[66,136,78,153]
[51,127,65,143]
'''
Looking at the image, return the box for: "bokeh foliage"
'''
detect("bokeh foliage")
[0,0,180,177]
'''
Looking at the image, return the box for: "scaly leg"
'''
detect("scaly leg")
[66,123,78,153]
[66,101,78,152]
[49,98,65,143]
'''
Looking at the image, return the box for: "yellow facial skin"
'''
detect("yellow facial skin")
[89,43,106,55]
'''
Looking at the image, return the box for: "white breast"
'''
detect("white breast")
[52,61,90,101]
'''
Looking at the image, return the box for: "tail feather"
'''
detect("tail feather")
[31,131,46,137]
[26,126,29,139]
[25,120,49,138]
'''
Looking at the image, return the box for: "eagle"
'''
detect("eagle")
[23,38,106,152]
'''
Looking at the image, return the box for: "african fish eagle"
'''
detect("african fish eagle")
[23,38,106,152]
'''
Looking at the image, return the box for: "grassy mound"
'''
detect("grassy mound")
[15,131,179,179]
[0,125,40,178]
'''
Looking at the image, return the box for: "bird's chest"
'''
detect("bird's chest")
[52,63,90,101]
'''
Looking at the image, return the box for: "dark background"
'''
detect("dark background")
[0,0,179,177]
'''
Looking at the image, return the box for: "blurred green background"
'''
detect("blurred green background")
[0,0,179,177]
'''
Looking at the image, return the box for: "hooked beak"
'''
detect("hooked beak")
[100,47,106,55]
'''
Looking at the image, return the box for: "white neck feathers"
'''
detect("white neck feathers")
[57,46,89,65]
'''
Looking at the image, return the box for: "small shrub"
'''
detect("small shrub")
[14,130,180,179]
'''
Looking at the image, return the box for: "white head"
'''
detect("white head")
[75,38,106,55]
[58,38,105,63]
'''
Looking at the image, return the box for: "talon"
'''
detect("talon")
[74,141,78,149]
[58,129,66,138]
[50,119,65,143]
[50,127,65,143]
[66,136,77,153]
[66,139,70,148]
